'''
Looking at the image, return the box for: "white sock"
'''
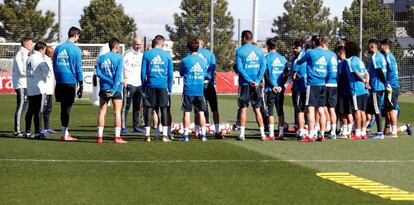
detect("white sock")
[356,129,361,137]
[115,127,121,137]
[201,127,207,136]
[158,124,163,133]
[331,124,336,135]
[309,129,316,138]
[319,131,325,137]
[326,122,331,132]
[214,124,220,134]
[392,126,398,135]
[62,127,69,138]
[145,127,151,136]
[240,126,245,137]
[184,128,189,136]
[347,124,353,134]
[400,125,408,132]
[362,127,367,136]
[279,126,284,137]
[163,126,168,137]
[315,124,320,132]
[259,127,265,137]
[97,127,104,137]
[269,124,274,136]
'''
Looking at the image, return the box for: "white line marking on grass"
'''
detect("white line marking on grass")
[1,159,414,164]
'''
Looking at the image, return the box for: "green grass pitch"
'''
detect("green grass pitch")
[0,94,413,204]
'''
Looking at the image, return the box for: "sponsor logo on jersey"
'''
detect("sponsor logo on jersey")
[246,51,259,61]
[150,55,164,65]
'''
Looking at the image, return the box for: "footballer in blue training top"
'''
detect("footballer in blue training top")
[52,27,83,142]
[95,38,127,144]
[179,39,209,142]
[263,37,289,140]
[140,35,174,142]
[235,30,266,141]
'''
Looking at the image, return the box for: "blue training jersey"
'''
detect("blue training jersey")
[235,43,265,86]
[384,51,399,88]
[337,60,351,97]
[95,51,124,94]
[141,48,174,92]
[368,51,387,91]
[347,56,368,96]
[292,50,307,93]
[296,47,328,86]
[265,51,288,92]
[179,53,208,96]
[53,40,83,84]
[325,50,338,86]
[198,48,216,85]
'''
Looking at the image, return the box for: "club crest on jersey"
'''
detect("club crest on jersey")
[246,51,259,61]
[151,55,164,65]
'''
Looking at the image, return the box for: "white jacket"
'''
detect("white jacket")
[26,51,51,96]
[12,47,31,89]
[44,56,55,95]
[123,48,143,86]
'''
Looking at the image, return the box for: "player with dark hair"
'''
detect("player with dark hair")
[180,39,209,142]
[235,30,266,141]
[141,35,174,142]
[95,38,127,144]
[264,37,289,140]
[53,26,83,141]
[366,39,387,139]
[291,40,308,139]
[12,37,33,137]
[296,34,330,142]
[290,39,304,131]
[25,41,50,139]
[346,41,369,140]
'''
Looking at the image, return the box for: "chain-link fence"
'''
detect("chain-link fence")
[1,0,414,93]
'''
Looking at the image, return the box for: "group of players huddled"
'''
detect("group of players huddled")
[11,27,412,143]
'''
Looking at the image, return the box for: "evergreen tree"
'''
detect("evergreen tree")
[79,0,137,45]
[271,0,339,55]
[341,0,395,45]
[0,0,58,42]
[166,0,235,71]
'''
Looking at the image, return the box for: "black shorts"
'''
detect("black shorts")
[238,85,263,108]
[385,88,399,111]
[144,88,170,108]
[367,91,384,115]
[338,96,353,115]
[99,90,123,101]
[295,92,307,113]
[266,91,284,117]
[352,94,368,111]
[181,95,206,112]
[306,85,326,107]
[326,87,338,108]
[204,84,218,112]
[55,83,76,105]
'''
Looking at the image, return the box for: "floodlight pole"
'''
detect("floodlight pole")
[58,0,62,42]
[210,0,214,53]
[360,0,363,58]
[252,0,258,42]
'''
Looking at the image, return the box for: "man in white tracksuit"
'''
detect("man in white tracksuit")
[121,37,144,134]
[12,37,33,136]
[25,42,51,139]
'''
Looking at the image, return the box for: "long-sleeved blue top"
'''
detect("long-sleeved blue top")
[95,51,124,94]
[53,40,83,84]
[179,53,208,96]
[296,47,329,86]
